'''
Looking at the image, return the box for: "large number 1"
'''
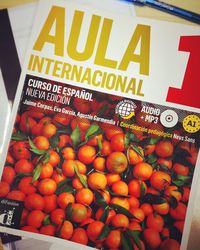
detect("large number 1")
[0,9,21,102]
[167,36,200,109]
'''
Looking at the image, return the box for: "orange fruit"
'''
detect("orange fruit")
[62,147,75,160]
[18,176,36,196]
[12,141,31,160]
[31,123,43,136]
[105,230,121,249]
[50,208,65,225]
[71,203,88,223]
[100,140,112,156]
[60,220,73,240]
[128,196,140,209]
[43,194,57,213]
[88,134,103,146]
[78,145,96,164]
[2,166,16,184]
[33,136,50,150]
[40,224,56,236]
[110,133,125,152]
[57,134,70,148]
[88,172,107,190]
[26,110,44,119]
[62,159,87,177]
[93,157,106,172]
[5,152,15,165]
[160,238,180,250]
[111,180,128,196]
[161,227,170,238]
[40,163,54,179]
[104,125,123,140]
[143,228,161,249]
[57,192,75,209]
[71,227,88,245]
[106,152,128,174]
[164,185,182,202]
[75,160,87,174]
[38,178,57,195]
[172,163,189,176]
[173,220,184,233]
[94,190,111,205]
[169,202,187,221]
[72,175,87,190]
[27,210,45,228]
[95,208,116,224]
[111,213,129,228]
[155,140,174,157]
[133,162,153,180]
[153,201,170,215]
[150,171,171,190]
[128,221,142,231]
[42,123,57,138]
[86,221,104,242]
[73,98,91,113]
[38,116,51,126]
[106,173,121,186]
[14,159,33,173]
[19,112,37,134]
[144,144,155,155]
[128,179,147,198]
[110,197,130,210]
[53,113,71,126]
[75,188,94,205]
[146,187,160,195]
[140,203,153,216]
[62,159,76,177]
[7,190,25,201]
[157,158,172,169]
[128,147,144,165]
[130,208,145,222]
[146,213,164,232]
[24,193,45,210]
[52,171,65,184]
[181,186,190,202]
[48,150,60,167]
[71,117,90,131]
[0,181,10,197]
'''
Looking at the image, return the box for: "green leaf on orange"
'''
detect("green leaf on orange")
[96,224,110,241]
[74,164,88,188]
[70,125,81,147]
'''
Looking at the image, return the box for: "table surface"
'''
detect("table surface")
[0,1,200,250]
[0,0,200,26]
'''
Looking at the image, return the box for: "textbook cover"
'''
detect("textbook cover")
[0,0,199,250]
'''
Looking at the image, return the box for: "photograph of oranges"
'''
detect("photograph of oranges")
[0,78,199,250]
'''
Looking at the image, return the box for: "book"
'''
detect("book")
[0,0,199,249]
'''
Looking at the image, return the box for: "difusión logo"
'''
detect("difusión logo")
[0,198,23,229]
[115,100,137,119]
[0,209,15,226]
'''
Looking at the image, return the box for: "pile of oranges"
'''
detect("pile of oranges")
[0,96,199,250]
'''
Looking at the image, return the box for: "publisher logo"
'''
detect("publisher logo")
[160,110,178,128]
[0,209,15,226]
[115,100,136,120]
[0,198,23,229]
[183,115,200,133]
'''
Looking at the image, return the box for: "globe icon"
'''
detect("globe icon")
[118,101,135,117]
